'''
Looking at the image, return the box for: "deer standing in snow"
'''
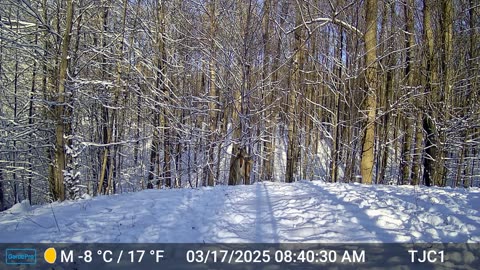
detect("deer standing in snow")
[228,147,253,185]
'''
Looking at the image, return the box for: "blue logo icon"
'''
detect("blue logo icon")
[5,248,37,265]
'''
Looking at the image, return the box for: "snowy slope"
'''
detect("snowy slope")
[0,181,479,243]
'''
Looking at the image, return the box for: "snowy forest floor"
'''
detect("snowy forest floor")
[0,181,479,243]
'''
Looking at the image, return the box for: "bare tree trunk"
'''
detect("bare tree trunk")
[305,14,317,181]
[13,23,19,203]
[42,0,56,198]
[411,110,424,185]
[207,0,218,186]
[159,3,172,189]
[330,20,343,183]
[438,0,453,186]
[360,0,378,184]
[379,54,393,184]
[228,88,243,185]
[261,0,273,182]
[286,1,304,183]
[51,0,74,201]
[422,0,440,187]
[401,0,416,185]
[375,3,386,184]
[410,0,423,186]
[216,102,229,184]
[455,133,468,187]
[27,31,39,203]
[97,4,113,195]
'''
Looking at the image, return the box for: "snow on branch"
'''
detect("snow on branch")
[0,18,36,29]
[287,17,363,37]
[71,79,114,87]
[80,138,150,148]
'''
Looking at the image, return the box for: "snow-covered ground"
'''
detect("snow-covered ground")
[0,181,479,243]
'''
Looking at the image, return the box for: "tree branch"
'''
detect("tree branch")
[287,17,363,37]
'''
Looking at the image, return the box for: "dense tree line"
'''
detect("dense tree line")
[0,0,478,208]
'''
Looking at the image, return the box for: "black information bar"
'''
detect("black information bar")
[1,243,479,269]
